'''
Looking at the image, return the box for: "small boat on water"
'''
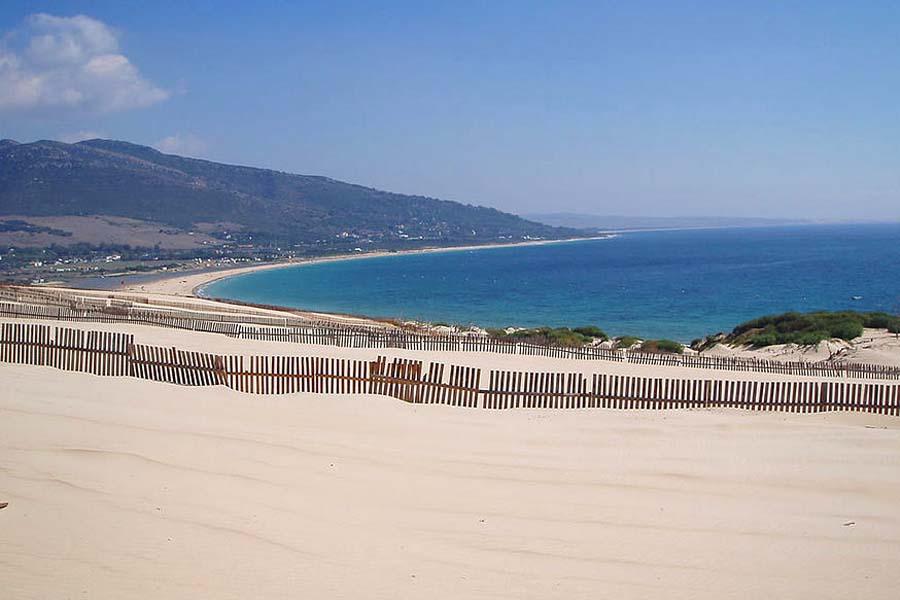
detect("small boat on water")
[851,295,863,301]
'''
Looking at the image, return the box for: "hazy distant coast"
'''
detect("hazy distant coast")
[525,213,812,231]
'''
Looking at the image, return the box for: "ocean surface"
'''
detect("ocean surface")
[202,224,900,341]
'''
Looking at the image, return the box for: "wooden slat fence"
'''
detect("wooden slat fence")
[221,355,371,396]
[1,323,898,414]
[0,322,131,376]
[2,323,899,415]
[0,285,382,331]
[479,370,897,414]
[129,344,224,387]
[2,296,899,381]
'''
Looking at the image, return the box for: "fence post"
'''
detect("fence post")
[214,355,227,387]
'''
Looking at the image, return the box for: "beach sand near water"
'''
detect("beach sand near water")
[2,363,899,599]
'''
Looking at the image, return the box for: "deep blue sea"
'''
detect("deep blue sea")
[202,224,900,341]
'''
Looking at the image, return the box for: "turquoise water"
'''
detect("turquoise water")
[202,224,900,341]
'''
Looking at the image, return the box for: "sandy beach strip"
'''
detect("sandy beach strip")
[1,362,899,599]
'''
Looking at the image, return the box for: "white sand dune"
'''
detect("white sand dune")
[704,328,900,368]
[2,362,900,599]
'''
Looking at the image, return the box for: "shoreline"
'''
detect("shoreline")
[47,229,899,366]
[135,222,860,297]
[116,235,610,298]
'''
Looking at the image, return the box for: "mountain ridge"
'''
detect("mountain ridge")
[0,139,577,248]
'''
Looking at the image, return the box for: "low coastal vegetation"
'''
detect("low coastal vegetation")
[476,311,900,353]
[693,311,900,349]
[639,339,684,354]
[480,328,688,354]
[485,326,608,347]
[614,336,640,349]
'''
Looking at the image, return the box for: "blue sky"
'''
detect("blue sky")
[1,1,898,220]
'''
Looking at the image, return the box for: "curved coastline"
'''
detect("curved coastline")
[124,236,609,299]
[185,223,900,345]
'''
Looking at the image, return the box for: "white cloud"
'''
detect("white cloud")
[57,130,106,143]
[155,133,208,157]
[0,13,168,113]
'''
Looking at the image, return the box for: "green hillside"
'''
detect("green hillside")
[0,139,578,247]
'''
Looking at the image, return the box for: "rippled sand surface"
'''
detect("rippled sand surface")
[2,363,900,599]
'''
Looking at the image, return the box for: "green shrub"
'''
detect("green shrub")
[732,310,895,346]
[572,326,608,340]
[863,313,890,328]
[543,328,593,347]
[792,330,830,346]
[827,320,864,341]
[748,331,779,347]
[641,339,684,354]
[656,339,684,354]
[615,336,640,349]
[866,314,900,333]
[490,326,598,347]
